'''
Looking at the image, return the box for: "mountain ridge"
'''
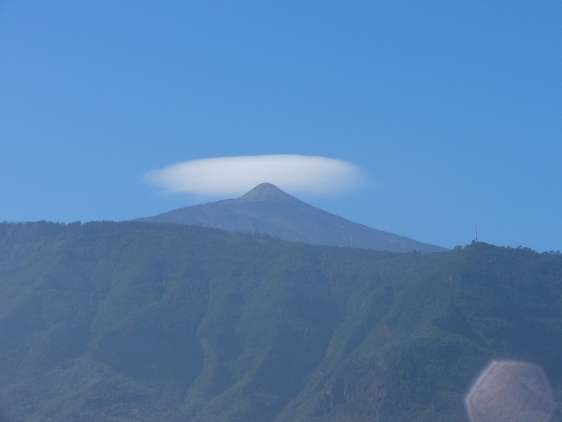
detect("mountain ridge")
[0,222,561,421]
[140,183,445,253]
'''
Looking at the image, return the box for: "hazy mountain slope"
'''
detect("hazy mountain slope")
[0,222,560,422]
[140,183,445,253]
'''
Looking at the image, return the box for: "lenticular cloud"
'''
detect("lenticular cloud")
[146,155,363,197]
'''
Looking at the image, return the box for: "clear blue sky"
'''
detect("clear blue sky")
[1,1,561,251]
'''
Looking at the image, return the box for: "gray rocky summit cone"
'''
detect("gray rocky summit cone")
[240,183,297,202]
[140,183,445,253]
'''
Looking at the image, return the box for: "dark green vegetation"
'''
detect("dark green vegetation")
[0,222,561,421]
[140,183,445,253]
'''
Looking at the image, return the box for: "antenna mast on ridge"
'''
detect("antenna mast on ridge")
[475,225,478,242]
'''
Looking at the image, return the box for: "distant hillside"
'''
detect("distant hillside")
[139,183,445,253]
[0,222,560,422]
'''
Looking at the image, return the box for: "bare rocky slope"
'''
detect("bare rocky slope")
[140,183,445,254]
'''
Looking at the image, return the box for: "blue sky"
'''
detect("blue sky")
[1,1,561,250]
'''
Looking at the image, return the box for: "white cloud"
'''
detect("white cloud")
[146,155,363,197]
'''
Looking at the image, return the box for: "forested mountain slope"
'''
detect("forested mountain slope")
[0,222,560,421]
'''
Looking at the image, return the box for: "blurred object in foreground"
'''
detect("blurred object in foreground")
[465,360,555,422]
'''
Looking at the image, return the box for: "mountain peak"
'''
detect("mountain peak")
[239,183,296,202]
[141,183,445,253]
